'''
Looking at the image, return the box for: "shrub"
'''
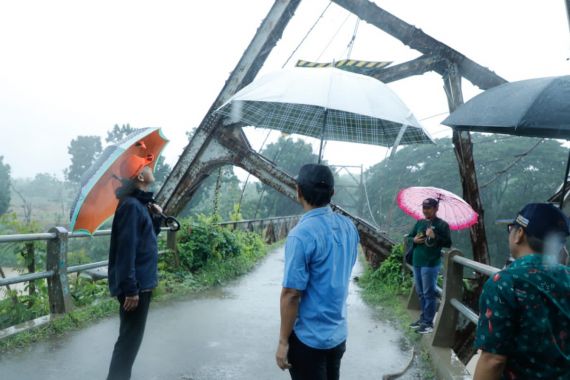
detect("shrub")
[360,243,412,296]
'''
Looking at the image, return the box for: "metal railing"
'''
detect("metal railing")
[0,215,300,339]
[0,226,176,313]
[426,250,500,348]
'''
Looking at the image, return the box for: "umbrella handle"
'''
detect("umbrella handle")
[161,214,181,231]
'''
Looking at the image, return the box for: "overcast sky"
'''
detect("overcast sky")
[1,0,569,180]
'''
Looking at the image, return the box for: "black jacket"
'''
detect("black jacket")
[108,189,162,297]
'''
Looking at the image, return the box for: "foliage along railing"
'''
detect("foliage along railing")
[0,215,300,340]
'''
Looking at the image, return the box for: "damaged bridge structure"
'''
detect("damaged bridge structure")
[0,1,524,378]
[156,0,507,267]
[153,0,511,377]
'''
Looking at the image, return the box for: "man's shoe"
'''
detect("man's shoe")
[409,320,422,330]
[417,324,434,334]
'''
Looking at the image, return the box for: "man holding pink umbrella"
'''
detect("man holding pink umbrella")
[406,198,451,334]
[398,186,478,334]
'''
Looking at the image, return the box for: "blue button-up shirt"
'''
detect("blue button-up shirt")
[283,206,359,349]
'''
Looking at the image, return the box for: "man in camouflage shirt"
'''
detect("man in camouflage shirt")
[474,203,570,379]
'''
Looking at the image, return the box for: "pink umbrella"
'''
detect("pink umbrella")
[397,186,478,230]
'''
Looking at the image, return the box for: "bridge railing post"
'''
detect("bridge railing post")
[46,227,73,314]
[167,229,179,268]
[432,249,463,347]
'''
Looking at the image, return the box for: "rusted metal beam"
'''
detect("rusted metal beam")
[162,123,395,263]
[331,0,507,89]
[444,63,490,265]
[367,54,446,83]
[156,0,302,210]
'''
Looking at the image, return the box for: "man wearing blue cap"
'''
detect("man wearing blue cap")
[275,164,359,380]
[474,203,570,380]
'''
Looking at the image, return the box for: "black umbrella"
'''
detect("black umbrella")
[442,75,570,207]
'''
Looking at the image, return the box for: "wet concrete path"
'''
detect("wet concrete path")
[0,247,421,379]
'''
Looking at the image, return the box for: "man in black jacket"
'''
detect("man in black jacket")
[107,155,163,380]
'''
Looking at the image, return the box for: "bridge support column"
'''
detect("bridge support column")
[432,250,463,347]
[46,227,73,314]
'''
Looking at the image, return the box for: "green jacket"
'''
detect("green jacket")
[407,217,451,267]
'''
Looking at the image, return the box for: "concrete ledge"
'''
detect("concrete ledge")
[0,315,54,340]
[427,344,472,380]
[407,309,472,380]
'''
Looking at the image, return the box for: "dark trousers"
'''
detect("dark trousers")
[107,292,152,380]
[288,331,346,380]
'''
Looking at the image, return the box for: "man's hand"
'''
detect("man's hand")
[473,351,507,380]
[275,341,291,370]
[426,227,435,239]
[413,235,425,244]
[148,203,163,215]
[123,295,139,312]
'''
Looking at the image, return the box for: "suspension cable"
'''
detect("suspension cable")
[236,3,334,215]
[282,1,333,68]
[345,16,360,60]
[316,12,352,61]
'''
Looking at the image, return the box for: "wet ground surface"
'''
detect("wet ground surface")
[0,247,424,379]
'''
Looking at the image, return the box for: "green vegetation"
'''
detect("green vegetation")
[0,216,267,353]
[362,134,568,266]
[358,244,413,323]
[0,156,10,216]
[156,215,267,297]
[65,135,102,183]
[247,136,319,219]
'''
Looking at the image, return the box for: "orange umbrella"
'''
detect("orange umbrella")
[69,128,168,234]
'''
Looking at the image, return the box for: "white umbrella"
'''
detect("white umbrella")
[216,67,432,162]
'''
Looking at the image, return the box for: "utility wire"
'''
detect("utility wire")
[316,12,352,61]
[236,2,333,214]
[345,16,360,59]
[282,1,333,68]
[362,172,380,227]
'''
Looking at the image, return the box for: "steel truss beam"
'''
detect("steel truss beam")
[157,0,509,264]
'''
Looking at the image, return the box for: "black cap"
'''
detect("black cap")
[422,198,439,208]
[296,164,334,191]
[509,203,570,240]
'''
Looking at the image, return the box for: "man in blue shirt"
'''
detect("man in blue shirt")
[275,164,359,380]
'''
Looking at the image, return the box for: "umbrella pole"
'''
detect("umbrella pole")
[318,109,328,164]
[560,149,570,208]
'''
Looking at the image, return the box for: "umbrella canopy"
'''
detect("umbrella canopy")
[442,75,570,207]
[397,186,478,231]
[215,67,432,156]
[69,128,168,234]
[442,75,570,139]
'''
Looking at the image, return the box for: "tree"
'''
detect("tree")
[251,136,319,218]
[365,133,567,266]
[181,166,242,219]
[106,123,135,143]
[65,136,102,183]
[0,156,11,215]
[153,156,171,187]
